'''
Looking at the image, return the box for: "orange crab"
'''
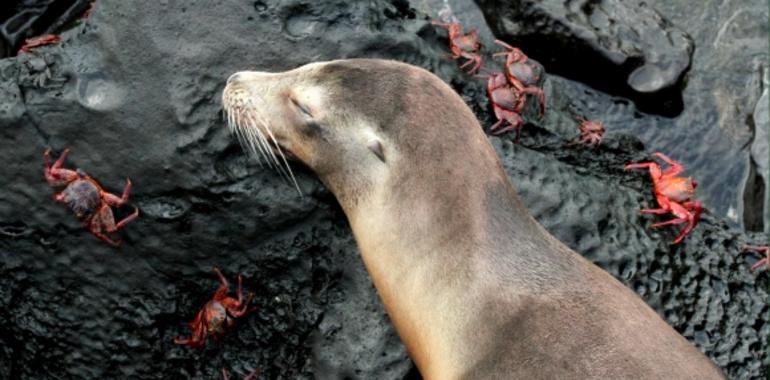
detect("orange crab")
[18,34,61,54]
[625,152,702,244]
[432,20,483,75]
[742,245,769,272]
[44,148,139,246]
[174,267,254,348]
[567,115,605,149]
[492,40,545,116]
[487,71,526,141]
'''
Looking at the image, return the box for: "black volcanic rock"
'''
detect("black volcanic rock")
[0,0,93,58]
[0,0,766,379]
[475,0,694,115]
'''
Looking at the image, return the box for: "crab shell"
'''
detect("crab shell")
[60,178,103,220]
[657,176,697,203]
[203,300,235,335]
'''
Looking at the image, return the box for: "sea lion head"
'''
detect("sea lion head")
[222,59,493,209]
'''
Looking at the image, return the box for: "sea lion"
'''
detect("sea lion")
[222,59,725,379]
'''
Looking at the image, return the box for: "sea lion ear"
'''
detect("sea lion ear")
[367,140,386,163]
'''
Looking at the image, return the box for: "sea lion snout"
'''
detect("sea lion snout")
[222,60,409,205]
[226,72,244,84]
[226,70,274,86]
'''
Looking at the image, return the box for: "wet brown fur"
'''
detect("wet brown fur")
[225,59,725,379]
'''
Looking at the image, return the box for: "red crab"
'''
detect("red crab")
[18,34,62,54]
[492,40,545,116]
[82,1,96,19]
[175,267,254,348]
[567,115,605,148]
[487,71,526,141]
[221,368,259,380]
[742,245,769,272]
[432,20,483,75]
[44,148,139,246]
[624,152,702,244]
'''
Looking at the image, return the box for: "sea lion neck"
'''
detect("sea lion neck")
[332,123,549,377]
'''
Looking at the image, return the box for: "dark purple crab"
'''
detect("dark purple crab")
[174,267,254,348]
[44,148,139,246]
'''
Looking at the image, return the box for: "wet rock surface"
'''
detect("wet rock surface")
[470,0,769,230]
[645,0,768,232]
[0,0,92,58]
[475,0,694,116]
[0,1,766,380]
[746,89,768,232]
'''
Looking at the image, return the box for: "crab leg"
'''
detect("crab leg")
[651,218,688,228]
[228,274,254,318]
[445,51,461,60]
[89,226,122,246]
[650,201,689,227]
[237,275,244,304]
[430,20,454,29]
[90,206,123,246]
[624,162,662,180]
[458,56,476,68]
[650,202,696,244]
[174,305,210,347]
[52,192,67,204]
[750,259,768,271]
[490,121,519,136]
[490,119,504,131]
[682,201,702,224]
[243,368,260,380]
[654,152,684,177]
[102,178,133,206]
[91,232,121,246]
[114,207,139,230]
[44,148,79,186]
[174,319,208,347]
[513,85,545,116]
[213,267,230,299]
[640,193,672,214]
[492,39,516,53]
[458,54,482,74]
[671,221,697,245]
[743,246,769,271]
[97,203,137,232]
[230,292,254,318]
[640,208,669,214]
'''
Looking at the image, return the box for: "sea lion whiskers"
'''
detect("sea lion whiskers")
[223,87,271,168]
[227,109,260,167]
[244,105,301,194]
[228,107,268,168]
[240,109,274,169]
[242,107,301,195]
[225,99,302,196]
[242,110,285,174]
